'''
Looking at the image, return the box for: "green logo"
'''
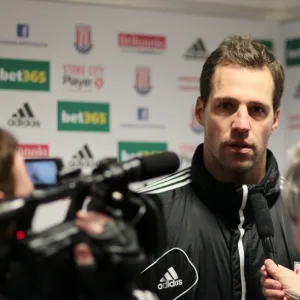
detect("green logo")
[118,141,167,161]
[256,39,274,52]
[0,58,50,91]
[57,101,110,132]
[285,37,300,66]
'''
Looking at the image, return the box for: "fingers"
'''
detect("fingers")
[261,266,284,300]
[262,287,285,299]
[73,243,95,266]
[261,260,285,300]
[261,265,269,278]
[76,211,113,235]
[76,219,105,235]
[77,210,112,222]
[264,259,281,281]
[74,211,115,266]
[260,277,282,290]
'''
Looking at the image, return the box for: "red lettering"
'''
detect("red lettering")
[88,65,103,76]
[63,64,85,75]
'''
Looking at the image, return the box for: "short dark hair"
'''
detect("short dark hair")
[0,128,18,198]
[200,35,285,111]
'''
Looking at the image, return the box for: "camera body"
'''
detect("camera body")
[0,157,170,300]
[0,153,176,299]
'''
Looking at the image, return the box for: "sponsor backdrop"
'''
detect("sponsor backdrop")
[280,22,300,162]
[0,0,294,193]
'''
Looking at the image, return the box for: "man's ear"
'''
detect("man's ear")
[195,96,205,126]
[271,108,280,134]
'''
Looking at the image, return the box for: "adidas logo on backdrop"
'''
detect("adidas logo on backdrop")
[7,102,40,128]
[68,144,97,168]
[157,267,183,290]
[184,38,208,60]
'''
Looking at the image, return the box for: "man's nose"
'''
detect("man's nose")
[232,106,250,132]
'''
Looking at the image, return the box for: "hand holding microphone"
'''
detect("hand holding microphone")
[250,194,300,299]
[260,259,300,300]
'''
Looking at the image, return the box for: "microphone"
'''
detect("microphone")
[99,151,180,184]
[251,193,277,264]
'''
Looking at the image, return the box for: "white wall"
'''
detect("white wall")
[0,0,286,177]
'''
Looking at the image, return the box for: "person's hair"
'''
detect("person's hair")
[283,142,300,222]
[0,128,18,198]
[200,35,285,112]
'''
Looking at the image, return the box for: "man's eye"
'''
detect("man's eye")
[251,106,265,114]
[219,102,232,109]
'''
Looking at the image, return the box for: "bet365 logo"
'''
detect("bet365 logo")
[57,100,110,132]
[118,141,167,161]
[0,58,50,91]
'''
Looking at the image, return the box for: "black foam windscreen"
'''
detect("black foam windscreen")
[251,193,274,237]
[138,151,180,181]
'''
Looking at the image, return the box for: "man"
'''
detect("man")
[138,35,300,300]
[260,141,300,300]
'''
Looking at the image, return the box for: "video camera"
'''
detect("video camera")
[0,152,180,300]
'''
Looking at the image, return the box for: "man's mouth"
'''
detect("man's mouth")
[228,142,252,148]
[230,144,251,148]
[226,142,253,154]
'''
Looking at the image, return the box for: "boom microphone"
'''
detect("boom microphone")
[251,193,277,264]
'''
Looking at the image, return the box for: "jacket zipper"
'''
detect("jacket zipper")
[237,185,248,300]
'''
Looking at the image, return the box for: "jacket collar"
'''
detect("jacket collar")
[190,144,280,225]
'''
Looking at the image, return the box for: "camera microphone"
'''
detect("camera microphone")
[99,151,180,184]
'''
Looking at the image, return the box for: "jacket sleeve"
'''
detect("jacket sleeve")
[135,191,171,294]
[136,190,199,300]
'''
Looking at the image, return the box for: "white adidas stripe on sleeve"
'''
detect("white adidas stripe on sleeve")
[139,168,191,194]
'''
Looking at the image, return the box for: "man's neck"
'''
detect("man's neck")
[203,147,267,185]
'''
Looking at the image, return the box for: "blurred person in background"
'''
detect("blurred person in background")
[260,141,300,300]
[0,127,34,299]
[0,128,34,201]
[0,127,34,248]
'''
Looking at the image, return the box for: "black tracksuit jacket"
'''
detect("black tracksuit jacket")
[139,143,300,300]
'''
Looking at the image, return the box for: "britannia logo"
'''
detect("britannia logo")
[74,25,93,54]
[134,67,151,95]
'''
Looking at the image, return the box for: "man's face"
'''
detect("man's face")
[11,151,34,198]
[196,64,280,173]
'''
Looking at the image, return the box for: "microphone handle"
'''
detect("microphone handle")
[261,236,277,264]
